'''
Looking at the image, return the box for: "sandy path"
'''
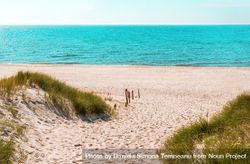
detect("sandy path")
[1,65,250,163]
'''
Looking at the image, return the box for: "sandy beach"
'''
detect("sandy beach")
[1,65,250,163]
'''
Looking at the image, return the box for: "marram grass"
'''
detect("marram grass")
[0,71,110,115]
[0,139,14,164]
[0,71,111,163]
[159,93,250,164]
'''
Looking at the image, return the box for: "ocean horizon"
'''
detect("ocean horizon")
[0,25,250,66]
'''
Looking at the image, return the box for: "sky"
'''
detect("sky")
[0,0,250,25]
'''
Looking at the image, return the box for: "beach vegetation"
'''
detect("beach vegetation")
[0,71,111,163]
[0,71,110,115]
[0,139,14,164]
[159,93,250,163]
[0,119,25,164]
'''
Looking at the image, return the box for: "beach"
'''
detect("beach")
[1,65,250,163]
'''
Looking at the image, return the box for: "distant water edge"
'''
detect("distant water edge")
[0,25,250,66]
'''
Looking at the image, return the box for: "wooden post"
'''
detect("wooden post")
[138,89,140,98]
[132,90,134,100]
[125,89,128,107]
[128,91,131,103]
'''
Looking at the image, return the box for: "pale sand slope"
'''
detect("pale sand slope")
[1,65,250,163]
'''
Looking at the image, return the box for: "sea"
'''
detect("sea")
[0,25,250,66]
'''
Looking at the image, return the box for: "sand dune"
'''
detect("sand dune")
[1,65,250,163]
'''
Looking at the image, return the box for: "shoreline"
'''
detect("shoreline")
[1,63,250,69]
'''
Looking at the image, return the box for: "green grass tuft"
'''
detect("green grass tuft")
[15,124,26,136]
[0,139,14,164]
[0,71,110,115]
[160,93,250,164]
[0,119,23,164]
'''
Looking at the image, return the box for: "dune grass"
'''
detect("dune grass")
[159,93,250,164]
[0,140,14,164]
[0,71,110,115]
[0,71,110,163]
[0,118,25,164]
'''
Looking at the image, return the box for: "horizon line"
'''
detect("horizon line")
[1,23,250,26]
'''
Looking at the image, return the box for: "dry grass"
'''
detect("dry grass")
[5,105,18,119]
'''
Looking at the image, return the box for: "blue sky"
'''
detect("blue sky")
[0,0,250,25]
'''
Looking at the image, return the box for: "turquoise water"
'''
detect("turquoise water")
[0,25,250,66]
